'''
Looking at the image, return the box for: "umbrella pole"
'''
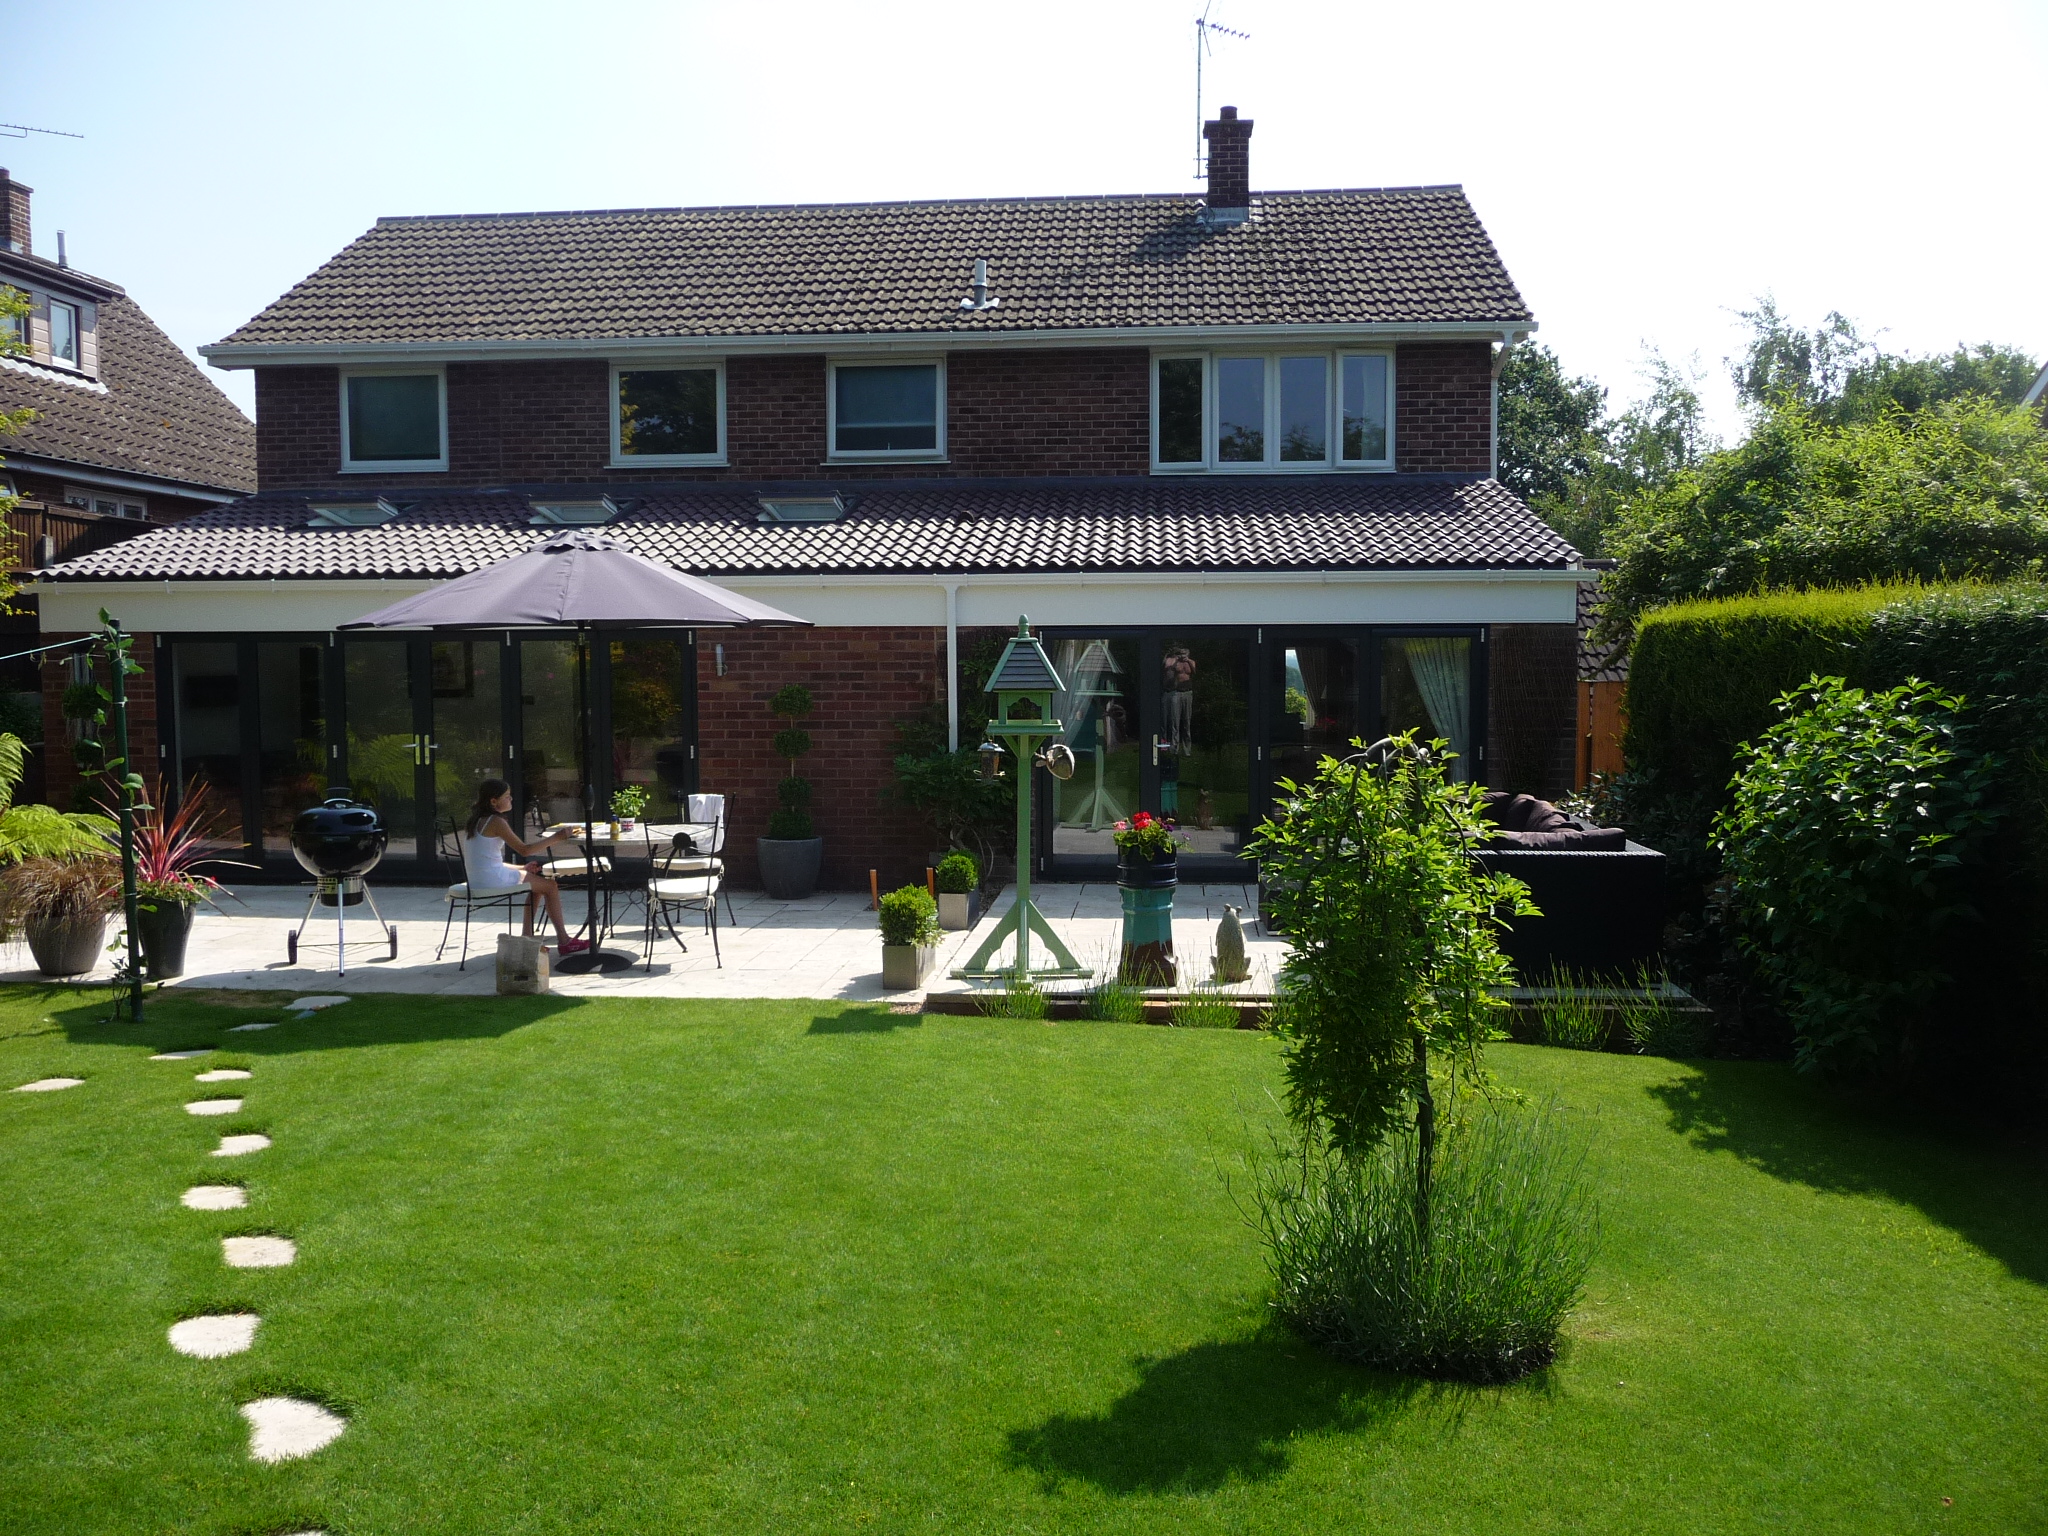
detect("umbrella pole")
[581,625,598,944]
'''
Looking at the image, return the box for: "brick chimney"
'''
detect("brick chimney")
[1203,106,1253,221]
[0,170,27,255]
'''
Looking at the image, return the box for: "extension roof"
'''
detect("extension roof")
[0,274,255,495]
[39,476,1577,583]
[207,188,1533,352]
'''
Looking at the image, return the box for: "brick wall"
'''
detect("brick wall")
[254,348,1153,490]
[696,626,947,891]
[36,632,159,809]
[1485,623,1577,800]
[1395,342,1493,475]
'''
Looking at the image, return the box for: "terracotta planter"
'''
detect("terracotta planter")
[756,836,823,900]
[881,942,936,991]
[136,898,197,980]
[937,890,981,931]
[26,912,109,978]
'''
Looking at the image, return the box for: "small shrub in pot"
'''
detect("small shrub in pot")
[879,883,940,990]
[935,851,981,931]
[757,684,824,899]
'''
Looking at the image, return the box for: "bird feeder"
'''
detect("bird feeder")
[954,617,1086,982]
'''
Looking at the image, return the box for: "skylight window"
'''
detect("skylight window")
[529,496,622,526]
[306,498,400,528]
[756,495,846,524]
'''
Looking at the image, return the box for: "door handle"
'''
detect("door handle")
[1151,734,1163,767]
[423,737,437,764]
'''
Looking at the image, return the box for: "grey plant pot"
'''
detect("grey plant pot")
[881,942,936,991]
[137,898,197,980]
[756,836,824,900]
[937,891,981,931]
[27,913,109,978]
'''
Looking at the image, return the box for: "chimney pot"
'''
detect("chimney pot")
[0,169,30,256]
[1202,106,1255,218]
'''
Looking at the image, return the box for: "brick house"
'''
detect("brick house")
[0,168,255,801]
[31,108,1585,889]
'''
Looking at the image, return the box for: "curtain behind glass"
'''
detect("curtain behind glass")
[1401,637,1472,769]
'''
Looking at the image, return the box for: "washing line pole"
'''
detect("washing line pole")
[100,614,143,1023]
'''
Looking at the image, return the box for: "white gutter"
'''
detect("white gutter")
[1489,329,1528,482]
[200,319,1539,370]
[4,453,247,505]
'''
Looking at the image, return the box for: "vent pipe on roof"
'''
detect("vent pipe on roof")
[55,230,66,268]
[1201,106,1253,225]
[959,257,999,311]
[0,169,29,255]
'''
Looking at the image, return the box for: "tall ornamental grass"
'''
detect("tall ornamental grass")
[1248,1102,1597,1383]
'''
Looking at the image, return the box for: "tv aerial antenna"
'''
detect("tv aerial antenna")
[0,122,84,141]
[1193,4,1251,179]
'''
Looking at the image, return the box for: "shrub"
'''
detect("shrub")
[0,855,118,939]
[765,684,816,841]
[935,852,979,894]
[1716,677,2001,1078]
[877,885,939,948]
[1170,982,1239,1030]
[1246,1103,1597,1383]
[1081,974,1145,1023]
[978,977,1048,1020]
[1534,991,1610,1051]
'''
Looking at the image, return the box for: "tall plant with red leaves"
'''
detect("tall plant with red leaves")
[119,778,251,904]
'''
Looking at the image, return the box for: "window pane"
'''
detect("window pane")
[610,638,691,818]
[618,368,718,457]
[1050,637,1142,861]
[520,638,583,834]
[1216,356,1265,462]
[347,374,442,462]
[835,364,937,452]
[343,641,420,842]
[256,642,328,856]
[1381,636,1472,780]
[49,302,77,365]
[1342,355,1390,462]
[1156,358,1204,464]
[174,643,245,852]
[431,640,502,839]
[1278,356,1328,462]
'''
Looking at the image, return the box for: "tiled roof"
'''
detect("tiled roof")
[41,476,1577,582]
[212,188,1532,349]
[1577,562,1629,682]
[0,294,256,494]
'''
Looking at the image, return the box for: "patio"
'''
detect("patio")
[0,881,1289,1004]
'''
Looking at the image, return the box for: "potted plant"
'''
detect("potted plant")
[935,851,982,931]
[0,855,118,976]
[125,779,249,981]
[1113,810,1186,986]
[757,683,823,900]
[879,882,940,991]
[610,784,650,833]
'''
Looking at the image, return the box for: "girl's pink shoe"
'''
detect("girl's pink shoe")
[557,938,591,955]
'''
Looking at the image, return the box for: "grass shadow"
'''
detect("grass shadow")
[1006,1334,1424,1494]
[1649,1060,2048,1285]
[806,1009,921,1035]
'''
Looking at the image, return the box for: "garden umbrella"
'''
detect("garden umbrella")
[342,531,810,971]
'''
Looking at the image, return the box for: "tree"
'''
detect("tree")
[1495,343,1606,506]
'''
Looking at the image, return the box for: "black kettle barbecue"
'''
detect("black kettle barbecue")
[286,790,398,971]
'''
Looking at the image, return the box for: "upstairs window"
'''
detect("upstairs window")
[614,364,723,464]
[1153,351,1394,472]
[341,371,447,473]
[48,300,78,367]
[830,360,943,458]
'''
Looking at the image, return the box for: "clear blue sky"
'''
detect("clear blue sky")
[8,0,2045,439]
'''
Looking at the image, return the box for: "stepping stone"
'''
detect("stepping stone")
[182,1184,247,1210]
[14,1078,83,1092]
[287,995,350,1011]
[239,1397,346,1463]
[186,1098,243,1116]
[194,1069,252,1082]
[226,1021,278,1033]
[222,1235,295,1268]
[168,1313,259,1358]
[151,1050,212,1061]
[212,1134,270,1157]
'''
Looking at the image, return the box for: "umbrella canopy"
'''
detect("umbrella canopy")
[339,531,809,630]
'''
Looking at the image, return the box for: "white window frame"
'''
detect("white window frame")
[46,298,80,370]
[826,356,947,462]
[609,359,727,467]
[1148,349,1398,474]
[339,367,449,475]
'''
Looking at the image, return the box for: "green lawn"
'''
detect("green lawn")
[1,985,2042,1534]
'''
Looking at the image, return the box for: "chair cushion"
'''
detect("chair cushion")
[445,883,524,903]
[652,876,720,900]
[658,856,724,874]
[542,856,612,878]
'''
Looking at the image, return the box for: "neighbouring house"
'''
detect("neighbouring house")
[30,107,1587,888]
[0,168,255,803]
[2026,359,2048,413]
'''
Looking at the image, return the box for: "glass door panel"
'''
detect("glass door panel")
[1159,635,1251,864]
[1267,637,1361,786]
[609,637,692,820]
[1380,635,1475,781]
[255,641,330,860]
[430,639,503,841]
[171,642,246,854]
[1049,636,1141,862]
[343,640,428,861]
[520,638,584,837]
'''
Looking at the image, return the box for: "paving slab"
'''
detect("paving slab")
[14,1077,83,1092]
[182,1184,248,1210]
[150,1050,213,1061]
[222,1234,295,1268]
[186,1098,244,1116]
[240,1397,346,1462]
[168,1314,260,1358]
[212,1134,271,1157]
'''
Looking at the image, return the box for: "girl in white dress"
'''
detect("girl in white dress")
[461,779,589,954]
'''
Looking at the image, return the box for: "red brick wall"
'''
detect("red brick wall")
[254,348,1153,490]
[1485,623,1577,799]
[695,626,947,890]
[1395,342,1493,475]
[36,633,160,809]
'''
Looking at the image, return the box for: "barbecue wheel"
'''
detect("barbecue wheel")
[286,931,298,965]
[387,925,399,960]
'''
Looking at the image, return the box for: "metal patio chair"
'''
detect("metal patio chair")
[643,828,724,969]
[434,814,526,970]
